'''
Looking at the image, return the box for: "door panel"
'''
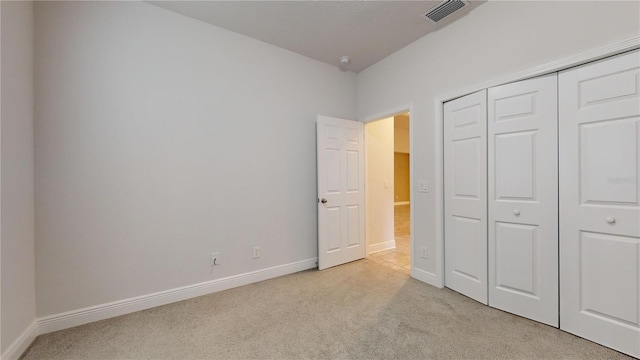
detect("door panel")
[346,151,360,191]
[346,205,360,247]
[444,90,488,304]
[580,119,638,205]
[495,222,537,296]
[488,74,559,326]
[317,116,365,270]
[452,216,482,280]
[453,138,482,198]
[559,50,640,358]
[580,232,639,326]
[327,208,341,251]
[495,131,536,200]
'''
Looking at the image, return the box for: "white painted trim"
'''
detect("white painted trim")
[407,108,416,286]
[0,3,3,358]
[394,201,410,206]
[434,98,445,288]
[411,267,442,288]
[1,321,37,360]
[37,258,317,335]
[367,240,396,255]
[434,36,640,291]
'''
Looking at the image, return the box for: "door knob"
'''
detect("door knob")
[513,209,520,216]
[320,198,328,204]
[605,216,616,224]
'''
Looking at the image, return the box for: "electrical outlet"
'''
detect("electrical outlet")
[210,252,220,266]
[421,246,428,259]
[253,246,261,259]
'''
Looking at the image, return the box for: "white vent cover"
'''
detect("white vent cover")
[423,0,468,22]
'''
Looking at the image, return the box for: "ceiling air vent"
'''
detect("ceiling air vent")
[423,0,468,23]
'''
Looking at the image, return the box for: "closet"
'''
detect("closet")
[488,74,559,327]
[443,49,639,358]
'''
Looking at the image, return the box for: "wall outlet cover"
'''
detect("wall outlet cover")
[211,252,220,266]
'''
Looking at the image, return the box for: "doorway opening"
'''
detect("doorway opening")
[365,113,411,275]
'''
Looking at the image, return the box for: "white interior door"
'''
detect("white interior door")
[317,115,365,270]
[488,74,559,326]
[559,50,640,358]
[444,90,488,304]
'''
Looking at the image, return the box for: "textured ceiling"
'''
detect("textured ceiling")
[148,1,485,73]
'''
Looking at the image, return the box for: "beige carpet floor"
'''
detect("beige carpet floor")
[22,259,632,360]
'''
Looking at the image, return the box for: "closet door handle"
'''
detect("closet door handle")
[605,216,616,224]
[513,209,520,216]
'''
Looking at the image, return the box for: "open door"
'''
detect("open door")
[317,115,365,270]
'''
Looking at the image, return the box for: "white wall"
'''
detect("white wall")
[34,1,356,317]
[357,1,640,284]
[365,117,394,253]
[1,0,37,356]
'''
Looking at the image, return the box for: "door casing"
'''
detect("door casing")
[361,105,415,276]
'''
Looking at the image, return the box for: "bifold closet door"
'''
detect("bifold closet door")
[444,90,488,304]
[488,74,559,327]
[559,50,640,358]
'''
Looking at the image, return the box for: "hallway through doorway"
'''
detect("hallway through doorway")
[368,204,410,274]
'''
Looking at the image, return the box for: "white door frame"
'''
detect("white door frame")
[432,36,640,288]
[361,104,415,276]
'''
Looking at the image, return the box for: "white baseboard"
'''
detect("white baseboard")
[411,267,443,288]
[2,321,38,360]
[367,240,396,255]
[394,201,410,206]
[38,258,317,335]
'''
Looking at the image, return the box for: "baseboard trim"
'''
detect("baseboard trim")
[412,267,443,288]
[394,201,410,206]
[367,240,396,255]
[37,258,317,335]
[2,321,38,360]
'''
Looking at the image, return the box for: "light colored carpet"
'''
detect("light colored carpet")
[22,260,631,360]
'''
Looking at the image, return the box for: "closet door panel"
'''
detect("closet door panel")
[444,90,488,304]
[559,50,640,358]
[488,74,559,326]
